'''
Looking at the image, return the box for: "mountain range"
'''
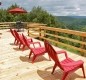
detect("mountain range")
[55,16,86,31]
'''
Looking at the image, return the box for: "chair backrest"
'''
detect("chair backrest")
[22,33,30,48]
[14,30,25,44]
[44,40,63,70]
[14,30,20,41]
[10,28,15,37]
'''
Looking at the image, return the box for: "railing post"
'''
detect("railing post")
[54,31,58,46]
[55,31,58,41]
[81,37,86,56]
[44,29,46,37]
[28,28,29,36]
[39,28,41,40]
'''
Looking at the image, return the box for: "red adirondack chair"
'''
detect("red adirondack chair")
[13,30,32,50]
[22,34,49,63]
[13,29,22,45]
[22,33,33,49]
[44,40,85,80]
[10,28,17,44]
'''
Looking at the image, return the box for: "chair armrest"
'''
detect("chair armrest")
[62,60,83,67]
[30,42,41,48]
[27,38,33,42]
[56,50,68,58]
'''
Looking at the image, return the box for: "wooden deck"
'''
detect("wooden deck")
[0,29,86,80]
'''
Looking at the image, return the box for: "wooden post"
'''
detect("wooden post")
[28,28,29,36]
[54,31,59,46]
[44,29,46,37]
[55,31,58,41]
[39,28,41,40]
[81,37,85,56]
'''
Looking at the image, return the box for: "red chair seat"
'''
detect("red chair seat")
[61,58,83,72]
[31,47,46,55]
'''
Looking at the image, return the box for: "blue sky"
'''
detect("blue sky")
[0,0,86,16]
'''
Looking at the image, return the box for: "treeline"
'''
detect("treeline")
[0,4,28,22]
[0,4,61,27]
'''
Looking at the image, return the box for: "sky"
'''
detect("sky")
[0,0,86,16]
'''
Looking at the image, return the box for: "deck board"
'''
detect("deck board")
[0,29,86,80]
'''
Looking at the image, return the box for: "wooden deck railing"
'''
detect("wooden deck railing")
[0,22,86,56]
[27,23,86,56]
[0,22,17,29]
[0,22,28,29]
[0,22,10,29]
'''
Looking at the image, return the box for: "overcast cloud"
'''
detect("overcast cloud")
[0,0,86,16]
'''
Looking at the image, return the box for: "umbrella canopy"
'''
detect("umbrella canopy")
[8,7,27,14]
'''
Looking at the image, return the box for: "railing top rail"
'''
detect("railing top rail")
[0,22,28,24]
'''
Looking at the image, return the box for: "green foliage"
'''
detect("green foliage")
[81,26,86,32]
[0,5,61,27]
[56,16,86,31]
[0,9,12,22]
[7,3,19,10]
[0,3,28,22]
[27,6,57,26]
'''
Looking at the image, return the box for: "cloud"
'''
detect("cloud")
[0,0,86,16]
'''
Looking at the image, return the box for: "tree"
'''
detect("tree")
[27,6,57,26]
[81,26,86,32]
[7,3,19,11]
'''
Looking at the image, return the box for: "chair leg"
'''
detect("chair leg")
[14,39,16,44]
[32,55,36,63]
[51,63,57,74]
[22,45,25,51]
[48,54,51,61]
[19,43,21,49]
[81,65,85,78]
[16,41,19,45]
[29,51,32,59]
[62,72,68,80]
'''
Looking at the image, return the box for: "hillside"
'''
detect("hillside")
[55,16,86,31]
[56,16,76,24]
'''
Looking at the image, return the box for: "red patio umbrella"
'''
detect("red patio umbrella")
[8,7,27,32]
[8,7,27,14]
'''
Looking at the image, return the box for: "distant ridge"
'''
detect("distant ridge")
[55,16,86,31]
[55,16,86,24]
[70,16,86,18]
[56,16,86,19]
[55,16,77,24]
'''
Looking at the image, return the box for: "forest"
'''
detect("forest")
[56,16,86,32]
